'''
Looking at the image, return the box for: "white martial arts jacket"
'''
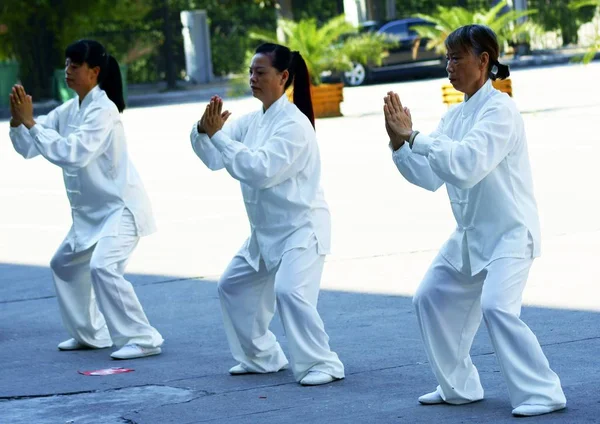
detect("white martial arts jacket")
[9,85,156,251]
[392,79,540,275]
[190,94,331,271]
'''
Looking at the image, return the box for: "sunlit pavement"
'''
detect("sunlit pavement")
[1,62,598,423]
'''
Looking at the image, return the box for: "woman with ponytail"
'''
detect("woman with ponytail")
[8,39,163,360]
[189,42,344,386]
[382,25,566,416]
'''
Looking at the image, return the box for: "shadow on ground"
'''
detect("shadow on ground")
[0,262,597,424]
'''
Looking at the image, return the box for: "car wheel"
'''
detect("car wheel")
[343,62,367,86]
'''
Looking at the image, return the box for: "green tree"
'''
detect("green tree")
[95,0,279,84]
[291,0,342,23]
[412,1,536,55]
[531,0,596,45]
[0,0,149,98]
[0,0,281,96]
[250,14,393,85]
[179,0,278,76]
[394,0,489,18]
[570,0,600,62]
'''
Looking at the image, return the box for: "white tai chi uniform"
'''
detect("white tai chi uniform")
[190,94,344,381]
[392,80,565,408]
[9,85,163,349]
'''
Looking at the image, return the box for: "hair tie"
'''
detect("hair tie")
[489,58,499,76]
[491,64,498,76]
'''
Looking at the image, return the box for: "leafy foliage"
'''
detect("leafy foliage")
[342,32,393,67]
[531,0,597,45]
[393,0,490,19]
[570,0,600,63]
[184,0,278,76]
[412,1,537,55]
[0,0,278,95]
[290,0,341,23]
[250,14,392,85]
[0,0,150,97]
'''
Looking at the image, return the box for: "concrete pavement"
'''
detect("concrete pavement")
[1,62,599,423]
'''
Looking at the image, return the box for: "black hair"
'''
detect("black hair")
[65,39,126,112]
[445,24,510,81]
[255,43,315,129]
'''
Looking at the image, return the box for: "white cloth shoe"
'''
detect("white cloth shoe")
[228,363,288,375]
[418,389,484,405]
[58,338,88,351]
[418,390,445,405]
[299,371,336,386]
[229,364,251,375]
[512,403,566,417]
[110,344,161,360]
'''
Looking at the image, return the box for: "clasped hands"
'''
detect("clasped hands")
[384,91,413,151]
[198,95,231,138]
[9,84,35,129]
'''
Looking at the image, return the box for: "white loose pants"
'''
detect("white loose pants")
[413,251,566,408]
[217,237,344,381]
[50,210,163,349]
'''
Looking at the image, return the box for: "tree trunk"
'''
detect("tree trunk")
[366,0,387,21]
[278,0,294,19]
[386,0,396,20]
[18,14,56,99]
[163,0,177,89]
[276,0,294,43]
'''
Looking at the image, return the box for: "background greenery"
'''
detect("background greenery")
[0,0,598,99]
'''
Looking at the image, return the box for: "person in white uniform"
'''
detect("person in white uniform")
[382,25,566,417]
[189,42,344,386]
[8,39,163,360]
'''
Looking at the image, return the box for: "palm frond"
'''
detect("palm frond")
[569,0,600,9]
[248,14,392,84]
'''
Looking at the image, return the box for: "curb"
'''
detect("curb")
[505,51,600,69]
[1,51,598,121]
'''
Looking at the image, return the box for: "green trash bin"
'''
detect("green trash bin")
[54,65,128,105]
[0,61,20,107]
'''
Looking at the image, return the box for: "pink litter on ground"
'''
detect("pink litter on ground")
[78,367,135,376]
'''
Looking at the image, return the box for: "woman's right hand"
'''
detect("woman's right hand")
[9,88,22,127]
[197,110,207,133]
[198,95,223,133]
[198,95,231,135]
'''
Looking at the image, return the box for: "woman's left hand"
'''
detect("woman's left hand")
[10,85,35,129]
[203,96,231,138]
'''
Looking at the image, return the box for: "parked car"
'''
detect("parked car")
[327,18,446,86]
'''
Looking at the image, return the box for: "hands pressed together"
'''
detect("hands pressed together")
[9,84,412,150]
[9,84,35,129]
[383,91,413,151]
[198,95,232,138]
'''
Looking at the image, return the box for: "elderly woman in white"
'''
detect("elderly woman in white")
[383,25,566,417]
[8,39,163,360]
[189,43,344,386]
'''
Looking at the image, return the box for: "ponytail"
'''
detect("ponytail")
[100,55,126,112]
[290,52,315,129]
